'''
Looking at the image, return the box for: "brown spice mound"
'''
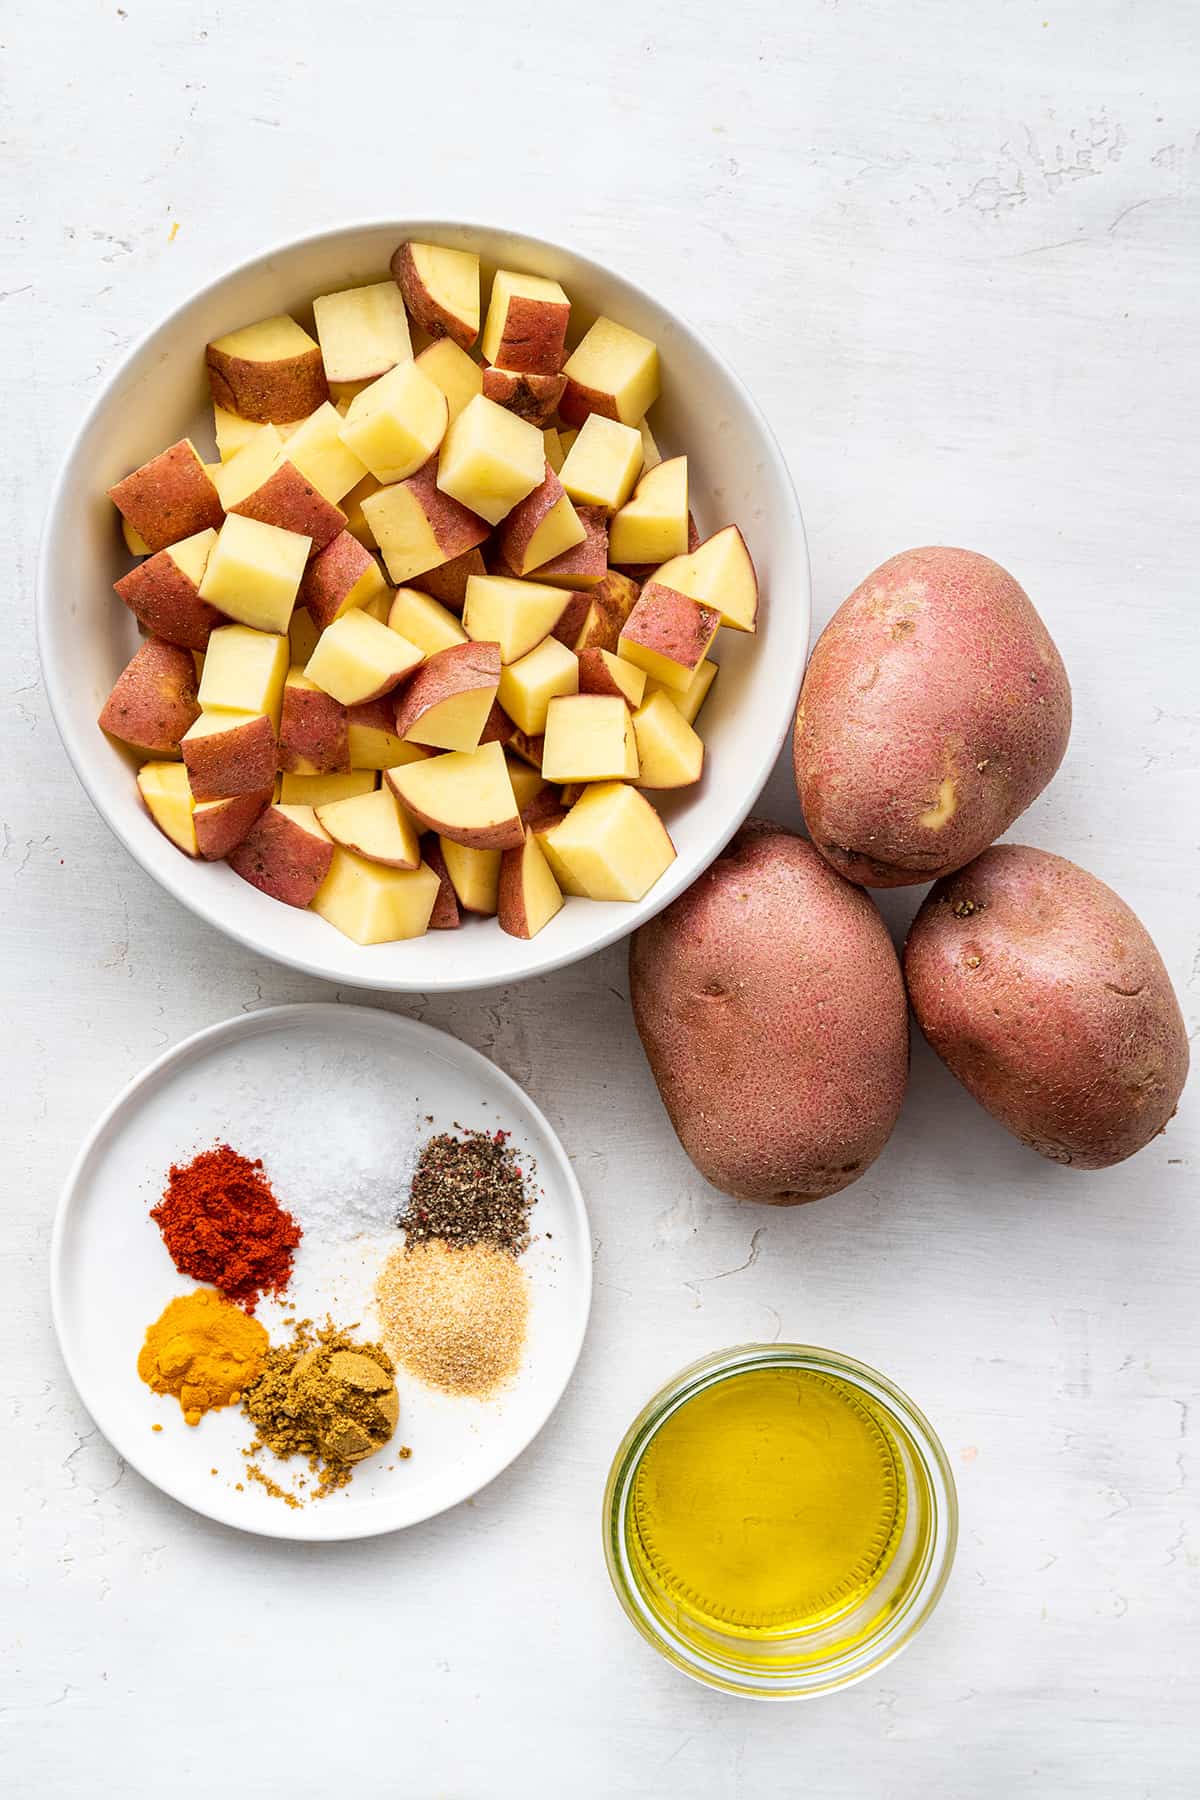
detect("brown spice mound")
[241,1318,398,1500]
[376,1239,529,1397]
[399,1127,534,1256]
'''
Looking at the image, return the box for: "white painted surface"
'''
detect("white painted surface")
[2,2,1197,1794]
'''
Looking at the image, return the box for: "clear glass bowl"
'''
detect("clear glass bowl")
[603,1344,957,1699]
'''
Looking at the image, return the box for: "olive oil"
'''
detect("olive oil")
[629,1366,906,1638]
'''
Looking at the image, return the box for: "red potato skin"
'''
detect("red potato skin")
[182,713,277,800]
[193,789,272,860]
[498,463,573,574]
[578,646,636,704]
[559,379,618,429]
[412,545,486,614]
[226,807,334,906]
[299,531,381,630]
[629,821,909,1204]
[491,293,570,376]
[107,441,224,554]
[620,584,719,671]
[481,366,567,426]
[278,684,350,775]
[231,463,345,554]
[205,344,327,424]
[391,244,477,351]
[392,641,501,744]
[98,638,200,754]
[420,836,462,928]
[549,590,591,649]
[794,547,1072,888]
[536,503,608,589]
[114,550,226,650]
[904,845,1189,1168]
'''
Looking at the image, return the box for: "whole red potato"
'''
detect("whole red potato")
[629,821,909,1204]
[904,845,1189,1168]
[794,547,1071,886]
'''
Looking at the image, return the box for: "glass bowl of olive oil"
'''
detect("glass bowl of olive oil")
[603,1345,957,1698]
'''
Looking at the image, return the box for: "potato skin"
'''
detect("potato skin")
[629,821,909,1204]
[904,845,1189,1168]
[794,547,1071,886]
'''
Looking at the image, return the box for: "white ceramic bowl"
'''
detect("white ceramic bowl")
[38,220,809,991]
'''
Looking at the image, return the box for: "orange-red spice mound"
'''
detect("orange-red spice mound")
[150,1144,301,1313]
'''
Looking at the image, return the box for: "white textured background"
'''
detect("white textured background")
[2,2,1198,1794]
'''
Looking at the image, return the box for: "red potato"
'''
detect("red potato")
[630,821,909,1203]
[567,569,641,654]
[391,242,480,350]
[206,315,328,422]
[193,789,272,860]
[794,547,1072,887]
[181,711,277,800]
[226,804,334,906]
[614,510,702,583]
[536,503,609,590]
[230,460,346,554]
[904,845,1189,1169]
[362,455,490,586]
[278,672,351,775]
[107,440,224,554]
[497,463,584,577]
[298,531,388,631]
[482,365,567,427]
[385,741,525,850]
[420,835,462,928]
[617,583,720,690]
[482,272,570,375]
[549,590,592,649]
[114,533,225,651]
[98,638,200,754]
[578,645,645,707]
[392,641,501,753]
[498,828,564,940]
[412,544,486,614]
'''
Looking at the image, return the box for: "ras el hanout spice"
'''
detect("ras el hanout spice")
[150,1144,301,1312]
[137,1288,268,1426]
[242,1318,399,1500]
[398,1127,534,1256]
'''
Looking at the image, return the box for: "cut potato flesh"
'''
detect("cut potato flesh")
[462,574,568,664]
[608,456,689,566]
[498,829,564,939]
[415,337,483,424]
[436,394,544,526]
[387,587,468,656]
[199,513,311,635]
[559,414,643,512]
[439,838,501,915]
[385,740,523,850]
[393,243,481,350]
[497,635,579,736]
[393,642,501,754]
[198,623,290,726]
[283,401,369,504]
[313,281,413,386]
[316,785,421,869]
[561,317,660,427]
[305,610,424,705]
[278,770,377,807]
[541,693,639,783]
[643,657,718,726]
[312,848,440,944]
[652,524,758,632]
[362,460,489,586]
[137,761,197,855]
[632,690,704,788]
[481,270,570,374]
[339,361,448,485]
[541,781,675,901]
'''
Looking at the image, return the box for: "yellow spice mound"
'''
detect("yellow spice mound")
[137,1287,268,1426]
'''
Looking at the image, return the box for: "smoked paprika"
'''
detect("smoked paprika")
[150,1145,301,1312]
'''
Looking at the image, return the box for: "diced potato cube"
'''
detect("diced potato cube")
[481,270,571,374]
[637,417,662,470]
[543,428,565,474]
[643,658,718,726]
[206,314,327,423]
[498,465,585,577]
[137,761,197,855]
[305,610,424,705]
[608,456,689,565]
[315,785,421,869]
[392,242,481,349]
[617,583,720,693]
[541,693,639,783]
[313,281,413,386]
[312,848,440,943]
[278,770,377,806]
[339,361,448,484]
[541,781,675,901]
[212,424,285,510]
[462,574,568,664]
[214,406,268,462]
[362,458,489,586]
[387,587,469,656]
[439,839,501,915]
[181,709,277,799]
[498,636,580,737]
[436,394,544,526]
[631,690,704,788]
[498,829,564,939]
[199,514,311,634]
[283,401,369,504]
[653,524,759,632]
[415,338,484,424]
[385,740,523,850]
[559,414,644,513]
[579,646,646,708]
[561,318,660,427]
[197,623,290,726]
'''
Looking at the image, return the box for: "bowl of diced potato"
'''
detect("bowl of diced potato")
[38,221,809,990]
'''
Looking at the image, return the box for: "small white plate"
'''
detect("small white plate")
[50,1003,592,1540]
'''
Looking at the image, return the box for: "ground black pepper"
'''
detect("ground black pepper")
[397,1126,534,1256]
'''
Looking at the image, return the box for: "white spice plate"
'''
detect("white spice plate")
[50,1003,592,1540]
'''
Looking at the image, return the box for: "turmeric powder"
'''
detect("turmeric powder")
[138,1288,269,1426]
